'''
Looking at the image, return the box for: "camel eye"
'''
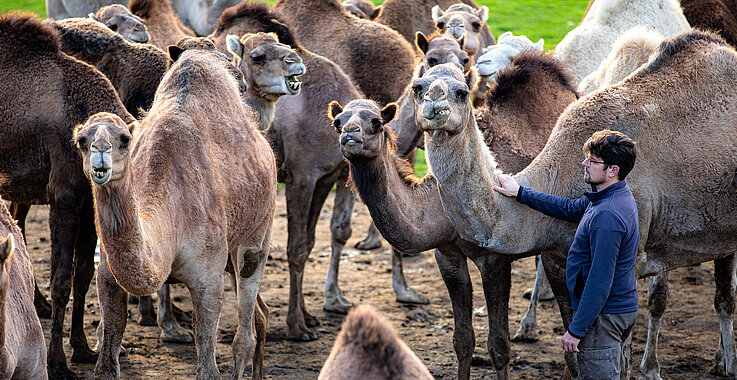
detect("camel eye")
[472,22,481,32]
[76,136,87,149]
[463,57,469,65]
[455,89,468,101]
[120,134,130,147]
[412,84,423,96]
[333,119,341,131]
[427,57,438,67]
[108,24,118,32]
[371,118,382,130]
[250,52,266,65]
[437,22,445,30]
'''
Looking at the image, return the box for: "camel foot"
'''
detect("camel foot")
[303,311,320,328]
[709,361,732,378]
[160,327,194,344]
[511,327,539,343]
[138,314,157,327]
[395,287,429,304]
[324,294,354,314]
[70,346,98,364]
[34,288,52,319]
[287,326,318,342]
[48,363,78,380]
[354,236,382,250]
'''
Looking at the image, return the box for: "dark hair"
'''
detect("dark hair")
[583,130,637,180]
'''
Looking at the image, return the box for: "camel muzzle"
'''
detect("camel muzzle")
[90,146,113,185]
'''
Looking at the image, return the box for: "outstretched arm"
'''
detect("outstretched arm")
[494,173,588,222]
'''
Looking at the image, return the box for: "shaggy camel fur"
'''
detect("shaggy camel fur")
[172,0,241,36]
[341,0,380,19]
[681,0,737,47]
[0,12,134,379]
[333,51,579,379]
[128,0,194,51]
[0,201,47,379]
[432,3,495,62]
[373,0,490,48]
[419,31,737,379]
[74,37,276,379]
[273,0,415,106]
[90,4,149,43]
[319,305,433,380]
[46,0,127,19]
[554,0,690,83]
[578,26,663,95]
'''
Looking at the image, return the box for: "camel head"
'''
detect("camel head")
[226,32,306,100]
[413,63,478,139]
[169,37,248,95]
[432,4,489,58]
[416,32,471,74]
[342,0,381,19]
[74,113,133,186]
[90,4,150,44]
[329,99,397,159]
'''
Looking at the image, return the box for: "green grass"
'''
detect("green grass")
[0,0,589,178]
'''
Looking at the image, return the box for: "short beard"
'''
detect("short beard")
[584,173,603,186]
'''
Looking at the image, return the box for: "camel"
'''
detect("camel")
[89,4,149,43]
[578,26,663,95]
[46,0,128,19]
[273,0,415,106]
[341,0,380,19]
[554,0,690,83]
[432,3,495,63]
[418,30,737,380]
[681,0,737,47]
[332,49,579,379]
[0,12,135,379]
[318,304,433,380]
[0,201,48,379]
[74,36,276,379]
[172,0,241,36]
[128,0,194,51]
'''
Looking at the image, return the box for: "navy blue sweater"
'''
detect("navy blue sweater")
[518,180,639,339]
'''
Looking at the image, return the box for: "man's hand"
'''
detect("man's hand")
[561,331,580,353]
[492,173,520,197]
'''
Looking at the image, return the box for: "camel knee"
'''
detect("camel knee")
[453,329,475,360]
[488,336,511,370]
[330,222,351,246]
[240,248,267,279]
[715,292,736,317]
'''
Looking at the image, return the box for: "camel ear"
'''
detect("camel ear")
[370,5,382,19]
[381,103,398,124]
[0,234,14,266]
[168,45,184,62]
[478,6,489,22]
[128,120,140,136]
[534,38,544,51]
[226,34,244,59]
[328,101,343,120]
[431,5,443,22]
[465,68,479,93]
[88,12,97,21]
[416,32,429,54]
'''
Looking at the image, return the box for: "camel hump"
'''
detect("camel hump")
[0,233,14,265]
[213,1,298,48]
[639,29,731,77]
[52,18,124,56]
[488,49,578,103]
[339,305,408,370]
[0,12,60,54]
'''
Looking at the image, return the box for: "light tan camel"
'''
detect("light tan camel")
[89,4,149,43]
[128,0,194,50]
[418,31,737,379]
[319,304,433,380]
[0,12,135,379]
[273,0,415,106]
[432,3,494,63]
[74,37,276,379]
[0,201,47,379]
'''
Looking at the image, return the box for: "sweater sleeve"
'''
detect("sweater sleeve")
[518,186,588,223]
[567,227,624,339]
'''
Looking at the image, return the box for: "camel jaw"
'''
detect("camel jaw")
[285,75,302,95]
[91,167,112,185]
[340,133,364,157]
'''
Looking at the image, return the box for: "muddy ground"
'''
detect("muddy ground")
[23,191,727,379]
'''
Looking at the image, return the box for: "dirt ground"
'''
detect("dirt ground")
[23,190,728,379]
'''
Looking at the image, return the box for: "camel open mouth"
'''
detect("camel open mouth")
[286,75,302,94]
[91,168,112,185]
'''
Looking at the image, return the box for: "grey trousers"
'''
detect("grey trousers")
[576,312,637,380]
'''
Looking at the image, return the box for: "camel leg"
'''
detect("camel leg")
[138,294,157,326]
[231,225,270,380]
[513,256,543,342]
[158,284,193,343]
[435,246,474,380]
[640,271,669,380]
[252,293,269,380]
[188,272,224,379]
[392,246,429,304]
[69,197,98,364]
[540,252,578,379]
[94,249,128,380]
[710,255,737,378]
[474,254,512,380]
[354,222,382,250]
[324,173,355,314]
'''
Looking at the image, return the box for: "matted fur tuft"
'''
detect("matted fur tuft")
[0,12,60,53]
[214,1,298,47]
[487,49,578,103]
[636,29,731,77]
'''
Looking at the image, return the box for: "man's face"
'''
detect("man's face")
[582,154,608,186]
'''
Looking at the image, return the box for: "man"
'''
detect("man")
[493,130,638,379]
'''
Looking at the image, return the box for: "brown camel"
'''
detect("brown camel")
[74,36,276,379]
[89,4,149,43]
[0,12,134,379]
[128,0,194,51]
[341,0,380,19]
[419,30,737,379]
[681,0,737,47]
[273,0,415,106]
[432,3,495,63]
[0,201,48,379]
[332,49,579,379]
[210,2,371,341]
[319,304,433,380]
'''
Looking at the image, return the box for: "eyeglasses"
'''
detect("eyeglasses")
[582,157,608,167]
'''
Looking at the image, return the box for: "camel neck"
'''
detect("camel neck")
[0,279,6,346]
[245,92,277,131]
